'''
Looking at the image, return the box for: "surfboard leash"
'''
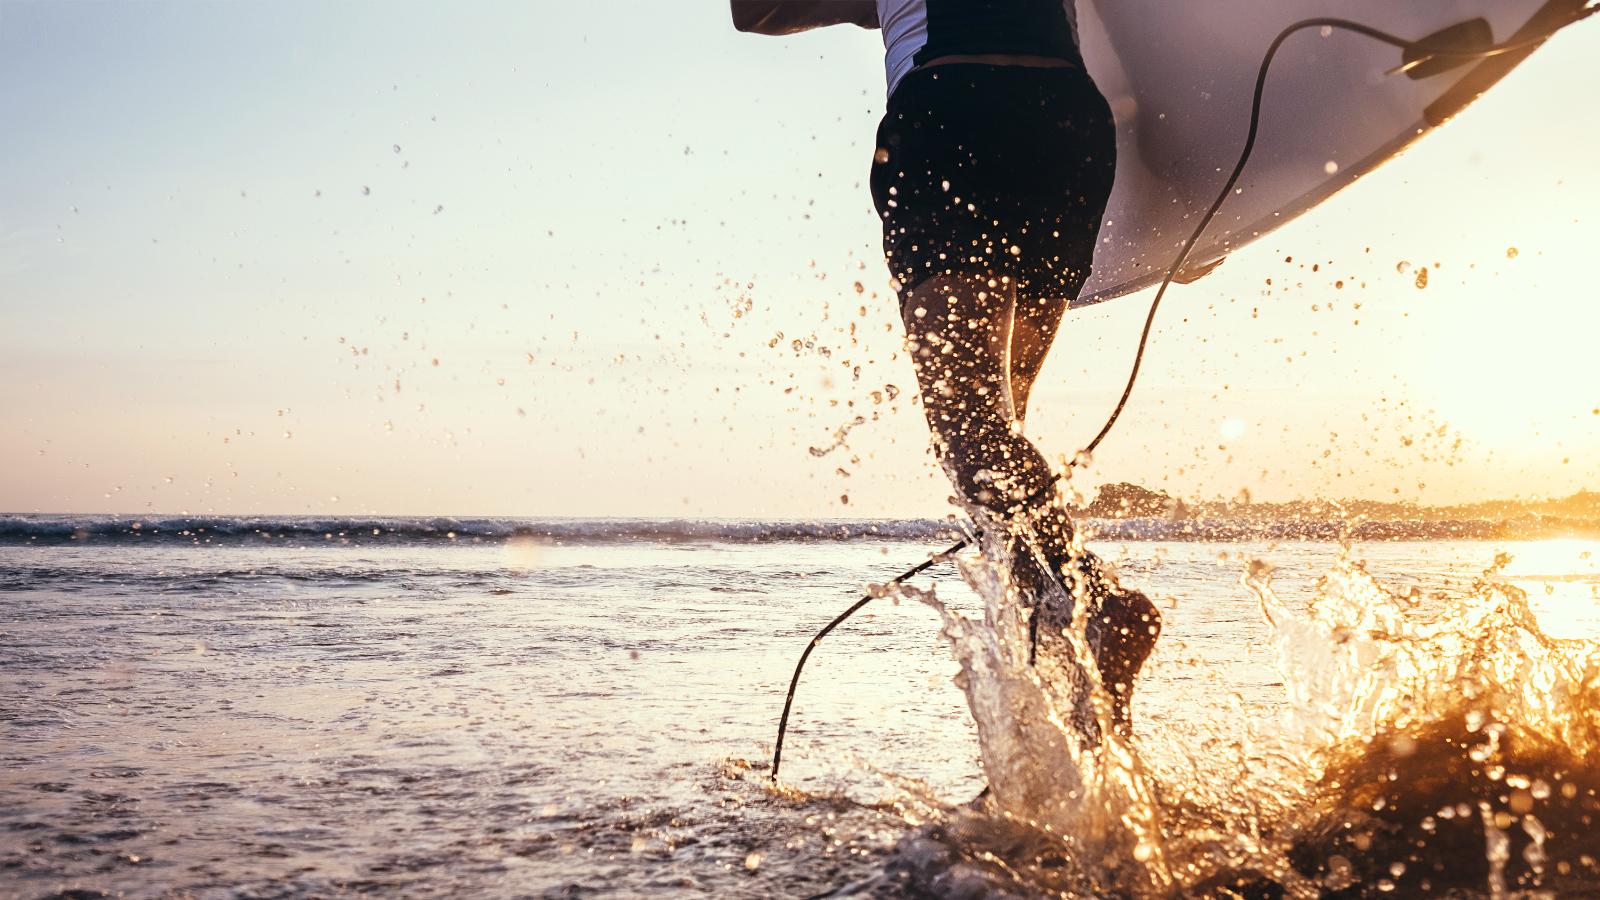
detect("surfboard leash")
[768,7,1597,782]
[770,535,970,780]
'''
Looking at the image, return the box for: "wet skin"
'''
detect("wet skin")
[899,271,1160,730]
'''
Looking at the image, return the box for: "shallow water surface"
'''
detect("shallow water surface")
[3,529,1598,897]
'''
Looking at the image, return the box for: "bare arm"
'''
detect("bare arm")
[730,0,878,35]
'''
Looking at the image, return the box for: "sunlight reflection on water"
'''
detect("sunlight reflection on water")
[1,535,1596,896]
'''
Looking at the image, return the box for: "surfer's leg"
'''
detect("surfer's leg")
[875,63,1157,728]
[900,273,1158,726]
[1003,282,1158,730]
[899,272,1053,510]
[1006,293,1066,424]
[1081,554,1161,734]
[1019,498,1160,733]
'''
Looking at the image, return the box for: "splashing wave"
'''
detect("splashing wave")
[866,541,1600,897]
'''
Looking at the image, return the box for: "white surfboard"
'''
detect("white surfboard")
[1073,0,1587,307]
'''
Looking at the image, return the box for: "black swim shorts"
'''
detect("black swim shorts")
[869,63,1117,299]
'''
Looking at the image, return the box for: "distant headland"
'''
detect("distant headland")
[1075,482,1600,541]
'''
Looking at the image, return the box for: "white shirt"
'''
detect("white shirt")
[877,0,1081,96]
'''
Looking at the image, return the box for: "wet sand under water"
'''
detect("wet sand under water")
[3,533,1599,898]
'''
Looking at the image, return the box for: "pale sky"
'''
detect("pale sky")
[2,1,1597,517]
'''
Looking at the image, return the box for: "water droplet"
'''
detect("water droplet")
[1323,160,1338,174]
[1414,267,1428,289]
[1510,789,1535,814]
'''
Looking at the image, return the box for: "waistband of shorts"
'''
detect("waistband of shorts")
[889,60,1096,103]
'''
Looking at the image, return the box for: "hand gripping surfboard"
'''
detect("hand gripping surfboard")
[1074,0,1589,307]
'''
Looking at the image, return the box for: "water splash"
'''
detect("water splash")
[1252,550,1600,895]
[891,538,1600,897]
[910,518,1172,896]
[1251,550,1600,756]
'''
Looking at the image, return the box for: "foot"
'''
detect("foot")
[1087,574,1160,736]
[1010,532,1160,734]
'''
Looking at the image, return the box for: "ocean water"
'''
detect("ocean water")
[3,518,1599,898]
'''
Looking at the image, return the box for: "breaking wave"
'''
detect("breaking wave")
[0,515,959,545]
[3,513,1593,545]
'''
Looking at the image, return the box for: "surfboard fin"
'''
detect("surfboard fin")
[1396,19,1494,80]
